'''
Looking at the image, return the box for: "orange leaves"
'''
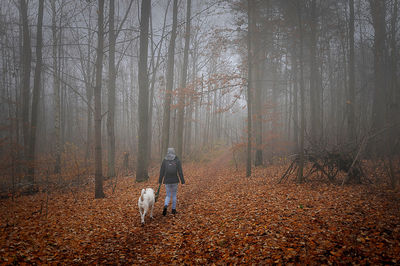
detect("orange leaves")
[1,154,400,264]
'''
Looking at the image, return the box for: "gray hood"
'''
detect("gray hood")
[165,148,176,160]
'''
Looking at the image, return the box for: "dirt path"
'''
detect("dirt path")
[121,149,237,264]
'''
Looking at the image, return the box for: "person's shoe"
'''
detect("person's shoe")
[172,209,177,215]
[163,206,167,216]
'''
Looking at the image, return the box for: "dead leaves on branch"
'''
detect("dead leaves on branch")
[1,160,400,264]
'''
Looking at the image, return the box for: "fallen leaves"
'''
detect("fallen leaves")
[1,152,400,264]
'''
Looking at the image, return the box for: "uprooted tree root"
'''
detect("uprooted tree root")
[279,150,367,185]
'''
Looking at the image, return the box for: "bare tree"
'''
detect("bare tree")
[51,0,61,174]
[368,0,387,156]
[82,5,95,166]
[389,0,399,140]
[27,0,44,187]
[291,44,299,151]
[246,0,254,177]
[19,0,32,166]
[296,0,306,183]
[148,0,171,162]
[309,0,322,144]
[94,0,105,198]
[161,0,178,159]
[370,0,387,130]
[107,0,134,178]
[107,0,116,178]
[176,0,192,159]
[347,0,356,143]
[253,0,262,167]
[136,0,151,182]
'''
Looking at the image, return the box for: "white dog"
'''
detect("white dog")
[138,188,155,225]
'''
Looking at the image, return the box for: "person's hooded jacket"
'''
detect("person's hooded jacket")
[159,148,185,184]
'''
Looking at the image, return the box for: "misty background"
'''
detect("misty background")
[0,0,399,194]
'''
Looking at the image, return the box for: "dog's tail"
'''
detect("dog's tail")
[140,188,145,201]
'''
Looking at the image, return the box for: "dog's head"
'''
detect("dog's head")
[140,188,146,202]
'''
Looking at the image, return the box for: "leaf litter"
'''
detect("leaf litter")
[1,153,400,264]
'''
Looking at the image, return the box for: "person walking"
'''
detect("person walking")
[159,148,185,215]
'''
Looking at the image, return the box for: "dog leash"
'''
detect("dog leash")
[155,183,162,202]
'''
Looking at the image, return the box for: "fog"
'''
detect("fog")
[0,0,399,189]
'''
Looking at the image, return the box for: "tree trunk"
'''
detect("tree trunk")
[83,5,94,167]
[148,0,170,162]
[60,51,66,147]
[107,0,116,178]
[253,2,263,167]
[347,0,356,143]
[185,47,198,155]
[389,0,399,143]
[105,0,133,177]
[94,0,105,198]
[136,0,151,182]
[391,0,398,105]
[309,0,321,145]
[177,0,191,159]
[297,2,305,183]
[246,0,254,177]
[292,44,299,151]
[27,0,44,186]
[369,0,387,154]
[51,0,61,175]
[19,0,32,167]
[161,0,178,160]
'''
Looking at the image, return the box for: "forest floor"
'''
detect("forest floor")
[1,150,400,265]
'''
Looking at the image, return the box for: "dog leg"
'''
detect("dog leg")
[139,207,144,224]
[150,204,154,219]
[142,209,147,224]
